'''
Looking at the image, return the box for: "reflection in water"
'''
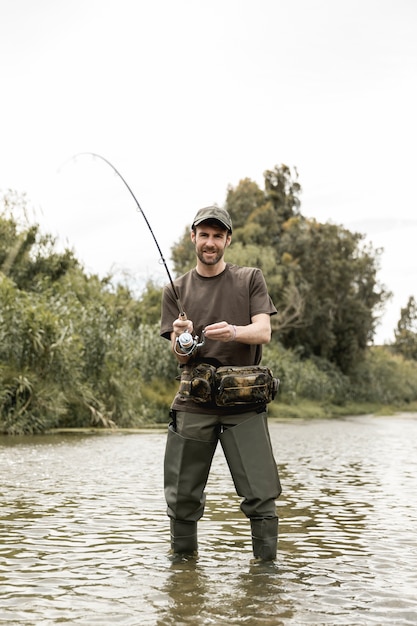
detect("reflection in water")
[1,415,417,625]
[156,558,291,626]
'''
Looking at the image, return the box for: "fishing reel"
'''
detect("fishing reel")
[175,330,205,356]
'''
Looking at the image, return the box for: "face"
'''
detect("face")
[191,223,231,267]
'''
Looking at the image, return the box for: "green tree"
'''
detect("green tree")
[226,166,389,373]
[134,279,166,325]
[171,165,301,277]
[171,224,195,276]
[170,164,388,374]
[226,165,301,246]
[393,296,417,360]
[0,194,79,289]
[225,177,265,227]
[275,217,387,373]
[0,191,174,433]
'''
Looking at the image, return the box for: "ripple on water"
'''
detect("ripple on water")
[1,417,417,625]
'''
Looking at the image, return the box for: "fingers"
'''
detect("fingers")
[173,320,236,341]
[173,317,193,337]
[204,321,228,332]
[204,321,235,342]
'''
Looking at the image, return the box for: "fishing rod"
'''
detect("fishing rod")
[64,153,205,355]
[67,152,186,317]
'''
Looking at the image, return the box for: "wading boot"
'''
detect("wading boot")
[170,519,198,557]
[250,517,278,561]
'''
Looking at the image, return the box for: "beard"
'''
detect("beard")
[195,246,225,266]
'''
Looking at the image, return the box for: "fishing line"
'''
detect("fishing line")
[62,152,186,319]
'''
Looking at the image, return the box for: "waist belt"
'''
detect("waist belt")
[178,363,279,406]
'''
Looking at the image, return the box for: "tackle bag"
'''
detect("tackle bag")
[178,363,217,404]
[179,363,279,406]
[215,365,279,406]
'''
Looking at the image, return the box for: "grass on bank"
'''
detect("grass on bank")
[267,398,417,420]
[3,342,417,435]
[44,397,417,435]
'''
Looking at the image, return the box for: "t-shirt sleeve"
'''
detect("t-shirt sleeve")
[250,269,278,317]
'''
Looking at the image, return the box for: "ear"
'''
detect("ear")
[190,230,196,244]
[226,234,232,247]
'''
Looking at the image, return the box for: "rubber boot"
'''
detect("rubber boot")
[219,413,281,519]
[251,517,278,561]
[170,520,198,556]
[164,424,217,554]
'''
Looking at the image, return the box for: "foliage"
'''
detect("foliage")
[0,173,413,435]
[263,341,350,405]
[227,165,301,246]
[132,279,166,325]
[348,346,417,404]
[171,225,195,276]
[263,341,417,410]
[225,166,389,373]
[169,164,389,374]
[274,217,388,373]
[393,296,417,360]
[0,193,177,434]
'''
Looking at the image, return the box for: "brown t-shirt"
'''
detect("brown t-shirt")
[160,263,277,413]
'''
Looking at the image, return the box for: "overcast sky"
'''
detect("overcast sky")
[1,0,416,343]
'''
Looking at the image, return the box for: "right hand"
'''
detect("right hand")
[173,317,194,338]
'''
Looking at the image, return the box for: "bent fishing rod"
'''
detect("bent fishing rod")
[66,152,186,316]
[63,153,204,355]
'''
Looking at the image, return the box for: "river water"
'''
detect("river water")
[1,414,417,625]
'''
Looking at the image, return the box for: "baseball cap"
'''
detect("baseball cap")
[192,206,233,232]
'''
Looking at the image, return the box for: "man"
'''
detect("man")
[160,205,281,561]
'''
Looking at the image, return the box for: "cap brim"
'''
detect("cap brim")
[193,218,231,231]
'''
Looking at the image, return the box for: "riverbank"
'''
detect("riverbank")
[268,399,417,420]
[38,400,417,436]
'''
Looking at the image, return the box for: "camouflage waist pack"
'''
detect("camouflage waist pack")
[178,363,217,404]
[179,363,279,406]
[215,365,279,406]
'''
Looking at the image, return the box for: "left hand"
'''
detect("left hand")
[204,321,236,342]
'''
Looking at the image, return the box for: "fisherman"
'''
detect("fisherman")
[160,205,281,561]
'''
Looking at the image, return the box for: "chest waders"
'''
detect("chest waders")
[220,413,281,561]
[164,412,281,560]
[164,424,217,556]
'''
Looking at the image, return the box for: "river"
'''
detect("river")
[1,414,417,625]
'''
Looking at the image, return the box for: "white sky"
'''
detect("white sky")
[1,0,416,344]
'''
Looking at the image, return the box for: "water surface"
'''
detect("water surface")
[1,414,417,625]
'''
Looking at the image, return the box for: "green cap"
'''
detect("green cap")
[192,206,233,232]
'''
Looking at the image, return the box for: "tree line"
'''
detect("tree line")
[1,168,417,435]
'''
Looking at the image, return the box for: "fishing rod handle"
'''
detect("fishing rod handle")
[176,299,187,320]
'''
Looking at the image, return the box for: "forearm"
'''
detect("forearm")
[233,320,271,345]
[204,313,272,345]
